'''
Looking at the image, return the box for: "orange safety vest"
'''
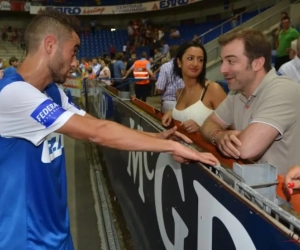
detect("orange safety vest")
[133,59,150,85]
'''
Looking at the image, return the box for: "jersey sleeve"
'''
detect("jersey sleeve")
[0,81,75,146]
[58,87,86,116]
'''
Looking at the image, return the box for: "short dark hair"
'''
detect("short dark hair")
[116,53,123,60]
[218,28,272,72]
[281,16,290,22]
[173,41,207,87]
[141,51,147,58]
[101,58,110,66]
[9,56,18,65]
[24,9,80,54]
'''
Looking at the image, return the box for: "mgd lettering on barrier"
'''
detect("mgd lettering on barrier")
[127,118,154,202]
[159,0,189,9]
[154,153,256,250]
[154,153,188,250]
[193,181,256,249]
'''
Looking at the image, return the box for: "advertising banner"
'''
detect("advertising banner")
[29,0,201,15]
[86,83,300,250]
[0,1,30,11]
[159,0,201,9]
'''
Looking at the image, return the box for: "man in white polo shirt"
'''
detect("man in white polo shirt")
[279,37,300,83]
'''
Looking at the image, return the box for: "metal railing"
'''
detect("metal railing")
[206,0,295,65]
[196,2,273,45]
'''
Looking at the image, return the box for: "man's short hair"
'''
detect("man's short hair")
[116,53,123,60]
[218,28,272,72]
[281,16,290,22]
[141,52,147,58]
[9,56,18,65]
[24,9,80,54]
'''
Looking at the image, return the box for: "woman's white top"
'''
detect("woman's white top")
[172,82,213,126]
[99,66,111,85]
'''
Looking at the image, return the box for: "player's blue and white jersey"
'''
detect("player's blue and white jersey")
[0,73,85,250]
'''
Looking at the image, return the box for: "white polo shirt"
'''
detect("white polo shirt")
[278,56,300,83]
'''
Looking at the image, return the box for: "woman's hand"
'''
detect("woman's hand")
[181,119,200,133]
[162,110,173,127]
[284,165,300,195]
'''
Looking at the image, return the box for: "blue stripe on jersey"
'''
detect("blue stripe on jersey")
[31,99,65,128]
[0,73,74,250]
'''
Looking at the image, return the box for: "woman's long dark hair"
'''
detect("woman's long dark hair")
[173,41,207,87]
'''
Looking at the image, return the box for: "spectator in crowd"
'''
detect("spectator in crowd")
[154,48,162,62]
[275,16,299,70]
[84,66,95,79]
[275,11,290,37]
[3,56,19,76]
[158,27,164,41]
[125,52,137,78]
[201,28,300,176]
[90,19,96,34]
[0,58,3,70]
[91,57,101,76]
[230,4,239,28]
[160,40,170,60]
[279,37,300,83]
[113,52,126,90]
[193,34,201,44]
[161,41,226,132]
[109,44,115,58]
[123,51,154,102]
[170,28,180,39]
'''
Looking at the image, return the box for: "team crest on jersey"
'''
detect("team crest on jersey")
[41,133,64,163]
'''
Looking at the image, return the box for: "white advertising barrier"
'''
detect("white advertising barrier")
[29,0,201,15]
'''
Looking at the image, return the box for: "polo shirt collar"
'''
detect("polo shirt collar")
[238,68,276,103]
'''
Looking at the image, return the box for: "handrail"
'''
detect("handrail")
[195,2,268,44]
[205,1,296,54]
[197,2,260,42]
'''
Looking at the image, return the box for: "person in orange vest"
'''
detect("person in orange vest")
[123,51,154,102]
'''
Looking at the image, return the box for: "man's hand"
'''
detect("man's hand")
[172,142,219,166]
[284,166,300,195]
[157,126,192,144]
[215,130,242,159]
[181,119,200,133]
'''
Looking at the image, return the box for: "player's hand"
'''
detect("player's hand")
[157,126,192,144]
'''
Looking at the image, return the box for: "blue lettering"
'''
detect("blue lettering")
[48,135,62,155]
[159,0,189,9]
[45,6,81,15]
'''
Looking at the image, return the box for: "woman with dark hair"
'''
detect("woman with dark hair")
[162,41,226,133]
